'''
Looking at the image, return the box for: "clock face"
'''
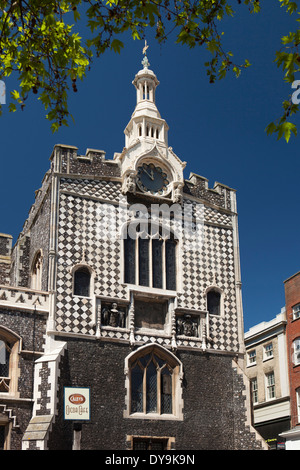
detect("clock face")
[137,163,169,195]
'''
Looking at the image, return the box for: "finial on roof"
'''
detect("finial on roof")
[142,39,150,69]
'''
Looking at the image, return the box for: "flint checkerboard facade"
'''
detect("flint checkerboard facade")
[0,58,267,450]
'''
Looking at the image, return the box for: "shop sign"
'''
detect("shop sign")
[277,441,285,450]
[64,387,90,421]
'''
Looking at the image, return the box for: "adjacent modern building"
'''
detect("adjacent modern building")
[244,309,290,449]
[0,54,267,450]
[279,271,300,449]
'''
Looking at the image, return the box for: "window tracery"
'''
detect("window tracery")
[124,222,177,291]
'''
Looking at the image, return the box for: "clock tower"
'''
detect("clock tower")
[0,48,268,451]
[115,52,186,202]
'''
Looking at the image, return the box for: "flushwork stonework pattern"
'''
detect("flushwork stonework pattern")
[0,57,267,450]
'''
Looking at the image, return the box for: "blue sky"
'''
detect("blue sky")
[0,2,299,332]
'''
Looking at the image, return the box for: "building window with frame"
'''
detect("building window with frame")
[251,377,258,404]
[296,388,300,423]
[0,328,20,395]
[0,339,10,393]
[0,425,5,450]
[73,266,91,297]
[31,250,43,290]
[264,342,273,360]
[266,372,275,400]
[247,350,256,366]
[124,223,177,291]
[124,344,183,420]
[131,437,169,450]
[293,303,300,320]
[293,338,300,365]
[206,288,221,316]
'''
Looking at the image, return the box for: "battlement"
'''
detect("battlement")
[50,144,120,179]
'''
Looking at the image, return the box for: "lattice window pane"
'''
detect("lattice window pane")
[0,340,10,378]
[165,238,176,290]
[133,439,148,450]
[131,365,143,413]
[146,361,157,413]
[139,238,149,286]
[152,239,163,288]
[161,368,172,414]
[0,426,5,450]
[124,237,135,284]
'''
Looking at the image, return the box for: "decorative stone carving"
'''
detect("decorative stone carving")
[176,314,198,337]
[101,302,127,328]
[122,172,136,195]
[173,183,183,204]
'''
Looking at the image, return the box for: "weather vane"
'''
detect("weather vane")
[143,39,149,56]
[142,39,150,68]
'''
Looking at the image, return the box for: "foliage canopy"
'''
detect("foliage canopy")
[0,0,299,141]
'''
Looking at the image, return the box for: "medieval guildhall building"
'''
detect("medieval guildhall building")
[0,54,267,450]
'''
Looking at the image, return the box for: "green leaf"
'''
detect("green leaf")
[9,103,17,112]
[265,122,277,135]
[110,39,124,54]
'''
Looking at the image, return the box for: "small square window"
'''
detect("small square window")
[264,343,273,360]
[248,350,256,366]
[293,303,300,320]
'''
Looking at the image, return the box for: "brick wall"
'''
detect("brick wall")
[284,271,300,428]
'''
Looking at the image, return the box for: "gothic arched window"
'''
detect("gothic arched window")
[124,223,177,291]
[207,288,221,316]
[31,250,43,290]
[125,345,183,419]
[73,266,91,297]
[0,328,20,395]
[0,339,10,392]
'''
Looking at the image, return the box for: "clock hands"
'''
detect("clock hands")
[142,166,154,180]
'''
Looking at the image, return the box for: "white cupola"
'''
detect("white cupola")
[124,54,169,148]
[115,48,186,201]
